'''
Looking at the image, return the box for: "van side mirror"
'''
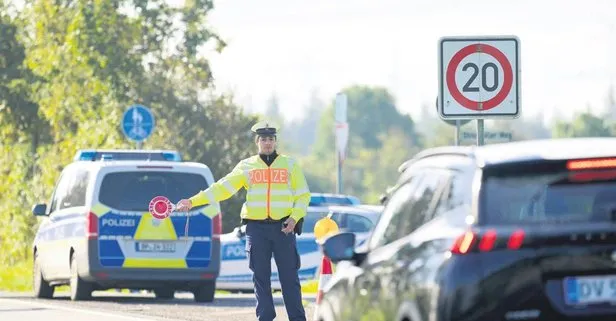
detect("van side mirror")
[32,204,48,216]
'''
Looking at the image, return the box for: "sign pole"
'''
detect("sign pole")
[455,120,461,146]
[435,97,469,144]
[336,153,342,194]
[476,119,485,146]
[334,93,348,194]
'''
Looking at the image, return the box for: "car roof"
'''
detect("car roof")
[404,137,616,169]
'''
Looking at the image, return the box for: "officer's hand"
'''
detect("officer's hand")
[281,217,296,234]
[176,199,192,212]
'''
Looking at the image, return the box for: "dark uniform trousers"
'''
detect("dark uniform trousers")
[245,220,306,321]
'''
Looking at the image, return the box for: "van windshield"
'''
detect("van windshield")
[99,171,209,211]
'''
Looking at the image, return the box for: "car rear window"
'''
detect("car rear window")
[480,160,616,225]
[99,171,209,211]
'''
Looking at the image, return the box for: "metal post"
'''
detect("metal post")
[336,152,343,194]
[476,119,485,146]
[136,141,142,150]
[455,120,460,146]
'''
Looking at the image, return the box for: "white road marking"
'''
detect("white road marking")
[0,298,163,321]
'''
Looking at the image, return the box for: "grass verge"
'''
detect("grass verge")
[0,258,33,292]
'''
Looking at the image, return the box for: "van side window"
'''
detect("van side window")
[49,172,71,213]
[60,169,89,209]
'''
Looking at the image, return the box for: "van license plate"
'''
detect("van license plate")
[136,242,176,253]
[564,275,616,305]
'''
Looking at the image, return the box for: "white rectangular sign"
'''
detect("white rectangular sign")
[438,36,521,119]
[460,131,513,143]
[335,93,347,123]
[334,92,349,162]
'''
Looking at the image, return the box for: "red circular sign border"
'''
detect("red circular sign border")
[149,196,172,220]
[446,43,513,111]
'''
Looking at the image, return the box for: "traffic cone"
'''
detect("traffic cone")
[313,255,334,321]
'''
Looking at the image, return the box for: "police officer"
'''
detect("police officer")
[176,120,310,321]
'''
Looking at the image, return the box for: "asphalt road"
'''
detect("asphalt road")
[0,291,316,321]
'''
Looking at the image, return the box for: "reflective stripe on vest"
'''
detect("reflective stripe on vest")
[242,155,297,220]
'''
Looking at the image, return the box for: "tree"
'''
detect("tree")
[0,1,50,265]
[303,86,422,203]
[552,111,612,138]
[0,0,248,265]
[349,128,421,203]
[312,85,421,159]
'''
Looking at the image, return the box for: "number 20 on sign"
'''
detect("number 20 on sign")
[438,36,521,120]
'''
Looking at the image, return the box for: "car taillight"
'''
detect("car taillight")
[567,157,616,170]
[479,230,497,252]
[86,211,98,239]
[212,213,222,239]
[451,231,476,254]
[569,170,616,182]
[507,229,525,250]
[450,229,525,254]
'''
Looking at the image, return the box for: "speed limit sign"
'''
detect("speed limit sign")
[438,36,520,119]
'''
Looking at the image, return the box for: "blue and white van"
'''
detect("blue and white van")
[217,204,382,291]
[31,150,221,302]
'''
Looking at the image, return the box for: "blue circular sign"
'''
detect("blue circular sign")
[122,105,155,142]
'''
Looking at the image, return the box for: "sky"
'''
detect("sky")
[205,0,616,124]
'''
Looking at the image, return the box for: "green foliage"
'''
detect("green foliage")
[0,0,250,270]
[304,85,422,201]
[312,85,420,158]
[0,256,33,291]
[553,111,614,138]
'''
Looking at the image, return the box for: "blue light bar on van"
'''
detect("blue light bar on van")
[73,149,182,162]
[77,151,97,161]
[162,152,182,162]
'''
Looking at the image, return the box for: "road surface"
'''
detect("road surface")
[0,291,316,321]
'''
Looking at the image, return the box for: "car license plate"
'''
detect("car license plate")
[135,242,176,253]
[564,275,616,305]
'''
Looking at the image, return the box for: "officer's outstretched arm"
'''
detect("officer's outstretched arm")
[289,161,311,223]
[189,162,247,207]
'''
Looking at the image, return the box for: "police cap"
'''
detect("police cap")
[251,120,279,137]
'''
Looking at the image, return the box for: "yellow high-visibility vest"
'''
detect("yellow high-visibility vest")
[189,154,310,222]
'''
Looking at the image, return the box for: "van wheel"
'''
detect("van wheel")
[33,254,54,299]
[69,256,92,301]
[193,281,215,303]
[154,288,175,300]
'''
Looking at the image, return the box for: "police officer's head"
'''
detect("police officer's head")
[251,120,278,155]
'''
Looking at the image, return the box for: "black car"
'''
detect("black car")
[315,138,616,321]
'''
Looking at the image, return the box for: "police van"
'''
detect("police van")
[31,149,221,302]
